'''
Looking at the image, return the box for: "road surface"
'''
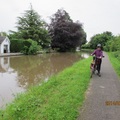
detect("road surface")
[77,52,120,120]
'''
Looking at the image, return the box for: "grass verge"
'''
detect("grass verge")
[0,57,92,120]
[108,52,120,77]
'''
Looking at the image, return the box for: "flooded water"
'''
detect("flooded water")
[0,52,90,108]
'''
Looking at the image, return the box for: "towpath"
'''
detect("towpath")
[0,53,23,57]
[78,52,120,120]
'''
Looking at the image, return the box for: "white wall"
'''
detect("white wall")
[0,44,1,53]
[0,37,10,54]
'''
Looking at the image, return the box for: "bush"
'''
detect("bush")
[113,51,120,60]
[22,39,41,55]
[10,39,24,52]
[108,52,120,77]
[81,43,90,49]
[105,36,120,52]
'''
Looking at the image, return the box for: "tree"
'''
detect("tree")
[0,32,8,36]
[9,4,51,49]
[49,9,86,52]
[9,31,22,40]
[89,31,113,49]
[80,28,87,48]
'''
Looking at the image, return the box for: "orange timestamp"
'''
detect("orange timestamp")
[105,101,120,106]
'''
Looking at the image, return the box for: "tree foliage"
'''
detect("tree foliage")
[0,31,8,36]
[9,4,51,49]
[49,9,86,52]
[22,39,41,55]
[10,39,24,52]
[89,31,113,49]
[105,35,120,60]
[104,35,120,52]
[80,28,87,47]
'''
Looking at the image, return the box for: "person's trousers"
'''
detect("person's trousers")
[95,58,102,73]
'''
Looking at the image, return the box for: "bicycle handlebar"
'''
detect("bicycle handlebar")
[91,55,105,59]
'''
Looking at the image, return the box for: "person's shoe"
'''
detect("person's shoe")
[97,73,101,77]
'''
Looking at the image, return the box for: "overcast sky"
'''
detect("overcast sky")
[0,0,120,41]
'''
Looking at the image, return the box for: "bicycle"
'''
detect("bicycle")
[90,55,104,78]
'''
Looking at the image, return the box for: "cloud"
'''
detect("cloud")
[0,0,120,41]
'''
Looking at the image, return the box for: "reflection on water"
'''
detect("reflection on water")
[0,52,90,108]
[81,53,90,58]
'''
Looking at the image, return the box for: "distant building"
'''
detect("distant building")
[0,36,10,54]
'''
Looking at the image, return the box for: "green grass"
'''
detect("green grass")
[0,57,92,120]
[108,52,120,77]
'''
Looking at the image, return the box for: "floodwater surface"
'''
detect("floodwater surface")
[0,52,89,108]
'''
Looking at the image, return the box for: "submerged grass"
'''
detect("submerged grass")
[108,52,120,77]
[0,57,92,120]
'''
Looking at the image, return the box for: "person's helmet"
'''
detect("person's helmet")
[97,44,101,47]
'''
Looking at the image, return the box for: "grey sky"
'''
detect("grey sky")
[0,0,120,41]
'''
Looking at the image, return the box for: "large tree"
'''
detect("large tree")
[89,31,113,49]
[9,5,51,48]
[0,31,8,36]
[49,9,86,52]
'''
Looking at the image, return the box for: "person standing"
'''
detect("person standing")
[91,44,104,77]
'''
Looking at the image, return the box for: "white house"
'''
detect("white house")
[0,36,10,54]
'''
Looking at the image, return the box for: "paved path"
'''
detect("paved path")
[77,52,120,120]
[0,53,23,57]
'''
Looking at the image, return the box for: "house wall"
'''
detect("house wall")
[0,43,2,53]
[0,44,1,53]
[0,37,10,54]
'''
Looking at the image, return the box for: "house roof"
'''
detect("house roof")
[0,36,6,44]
